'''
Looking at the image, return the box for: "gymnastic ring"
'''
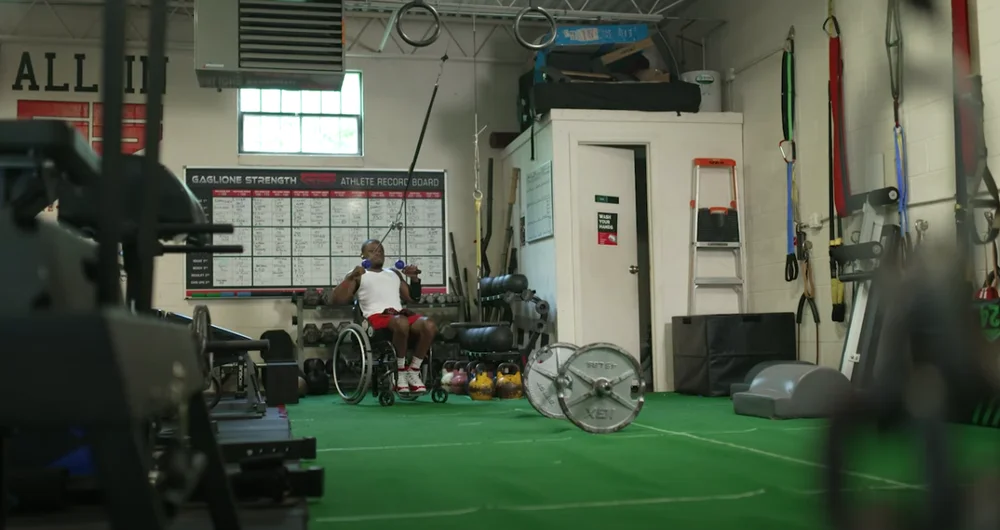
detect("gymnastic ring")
[513,6,557,51]
[395,1,441,48]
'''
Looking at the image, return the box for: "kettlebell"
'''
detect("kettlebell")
[495,363,523,400]
[468,363,495,401]
[298,376,308,398]
[441,361,455,389]
[450,361,469,395]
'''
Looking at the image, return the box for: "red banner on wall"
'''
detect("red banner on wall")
[16,99,162,155]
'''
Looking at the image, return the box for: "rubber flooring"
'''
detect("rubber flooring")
[288,392,1000,530]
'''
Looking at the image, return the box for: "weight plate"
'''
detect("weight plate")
[556,342,645,434]
[191,305,211,357]
[523,343,577,419]
[332,323,372,405]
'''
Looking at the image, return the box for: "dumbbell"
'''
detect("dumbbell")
[320,323,337,344]
[438,324,458,342]
[302,324,321,346]
[302,358,330,395]
[303,288,322,307]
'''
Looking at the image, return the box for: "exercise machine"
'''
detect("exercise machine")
[162,311,268,420]
[732,188,900,419]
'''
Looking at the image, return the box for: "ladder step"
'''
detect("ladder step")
[694,242,741,249]
[694,277,744,286]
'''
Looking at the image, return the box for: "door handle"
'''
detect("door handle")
[629,265,639,274]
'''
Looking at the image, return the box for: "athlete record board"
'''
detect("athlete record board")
[184,167,448,299]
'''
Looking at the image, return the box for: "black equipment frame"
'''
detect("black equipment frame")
[0,0,244,528]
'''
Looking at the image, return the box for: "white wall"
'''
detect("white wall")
[684,0,987,368]
[0,3,528,351]
[496,120,557,334]
[499,109,744,391]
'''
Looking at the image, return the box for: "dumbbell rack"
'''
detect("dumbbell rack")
[291,293,353,361]
[290,292,468,363]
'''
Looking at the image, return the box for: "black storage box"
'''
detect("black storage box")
[672,313,796,397]
[262,361,300,406]
[518,71,702,132]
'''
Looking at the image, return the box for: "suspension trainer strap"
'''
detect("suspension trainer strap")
[828,77,846,322]
[825,8,851,218]
[782,27,798,282]
[887,0,911,259]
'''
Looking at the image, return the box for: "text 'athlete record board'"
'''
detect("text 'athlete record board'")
[184,167,448,299]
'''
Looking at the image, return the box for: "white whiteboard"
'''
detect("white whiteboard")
[524,161,554,243]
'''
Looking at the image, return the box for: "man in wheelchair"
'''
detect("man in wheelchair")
[329,239,437,394]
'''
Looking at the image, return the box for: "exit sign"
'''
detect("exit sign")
[595,195,619,204]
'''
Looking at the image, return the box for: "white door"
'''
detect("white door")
[574,145,641,359]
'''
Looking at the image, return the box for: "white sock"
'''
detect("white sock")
[410,357,423,371]
[397,357,406,370]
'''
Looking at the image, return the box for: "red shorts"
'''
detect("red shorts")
[367,312,422,330]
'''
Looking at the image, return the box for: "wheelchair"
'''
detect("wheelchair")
[331,304,448,406]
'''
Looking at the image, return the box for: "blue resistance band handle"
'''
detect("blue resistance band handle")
[361,259,406,269]
[894,126,908,234]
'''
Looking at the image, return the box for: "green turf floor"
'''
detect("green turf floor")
[286,392,1000,529]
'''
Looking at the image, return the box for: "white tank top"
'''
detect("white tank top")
[355,269,403,318]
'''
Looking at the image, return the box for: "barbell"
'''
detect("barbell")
[523,341,645,434]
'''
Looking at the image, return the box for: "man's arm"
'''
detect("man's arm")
[395,270,421,303]
[330,269,362,304]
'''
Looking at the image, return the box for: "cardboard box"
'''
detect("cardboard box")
[636,69,671,82]
[599,37,654,65]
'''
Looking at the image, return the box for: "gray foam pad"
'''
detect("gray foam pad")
[732,364,851,419]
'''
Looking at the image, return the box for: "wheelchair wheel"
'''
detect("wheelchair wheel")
[431,387,448,403]
[378,391,395,407]
[332,323,372,404]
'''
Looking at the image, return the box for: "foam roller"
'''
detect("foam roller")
[457,326,514,352]
[479,274,529,297]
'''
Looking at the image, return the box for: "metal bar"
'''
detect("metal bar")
[134,0,167,314]
[378,9,400,53]
[653,0,691,15]
[96,0,127,305]
[677,35,701,46]
[347,17,374,52]
[439,19,468,56]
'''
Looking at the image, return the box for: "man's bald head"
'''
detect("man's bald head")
[361,239,385,267]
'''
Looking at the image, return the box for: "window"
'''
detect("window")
[238,72,363,156]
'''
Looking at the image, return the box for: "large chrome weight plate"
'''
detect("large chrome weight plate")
[191,305,211,356]
[524,343,577,419]
[557,342,645,434]
[332,323,372,405]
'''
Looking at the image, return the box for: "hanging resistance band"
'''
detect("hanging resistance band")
[472,16,486,321]
[781,26,798,282]
[824,1,847,322]
[887,0,910,256]
[795,231,820,362]
[826,2,851,217]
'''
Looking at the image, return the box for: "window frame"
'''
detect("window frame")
[236,71,364,157]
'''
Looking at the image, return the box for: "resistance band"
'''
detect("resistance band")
[824,0,847,322]
[951,0,1000,259]
[375,53,449,263]
[887,0,910,257]
[825,2,851,217]
[472,16,486,321]
[781,26,798,282]
[795,230,820,362]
